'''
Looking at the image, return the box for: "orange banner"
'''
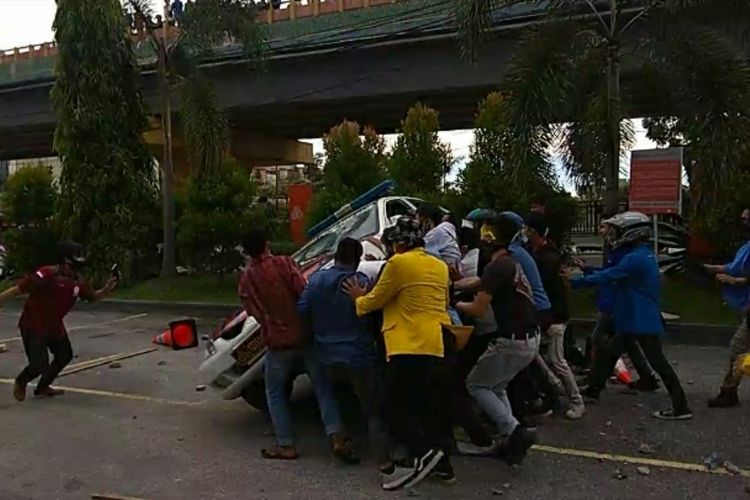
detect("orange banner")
[288,184,314,245]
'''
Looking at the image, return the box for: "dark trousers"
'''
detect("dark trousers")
[324,363,389,462]
[386,355,452,462]
[590,312,656,383]
[590,334,689,412]
[16,332,73,390]
[448,334,494,447]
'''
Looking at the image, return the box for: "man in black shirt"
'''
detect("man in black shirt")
[456,215,540,466]
[524,212,585,419]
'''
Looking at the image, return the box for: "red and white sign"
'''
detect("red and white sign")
[629,148,683,215]
[288,184,314,245]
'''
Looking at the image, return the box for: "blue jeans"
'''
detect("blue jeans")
[264,348,343,447]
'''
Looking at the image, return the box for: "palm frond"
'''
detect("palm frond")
[453,0,508,62]
[179,76,230,179]
[638,23,750,208]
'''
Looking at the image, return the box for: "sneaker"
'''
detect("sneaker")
[629,378,660,393]
[432,459,456,484]
[456,440,500,456]
[13,379,27,402]
[381,461,418,491]
[506,426,537,466]
[34,387,65,398]
[565,403,586,420]
[403,449,445,490]
[707,389,740,408]
[652,408,693,421]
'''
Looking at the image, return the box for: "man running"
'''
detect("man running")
[0,241,117,401]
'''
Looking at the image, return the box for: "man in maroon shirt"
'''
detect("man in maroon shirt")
[240,228,356,464]
[0,242,117,401]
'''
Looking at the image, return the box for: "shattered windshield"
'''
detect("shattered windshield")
[294,203,379,265]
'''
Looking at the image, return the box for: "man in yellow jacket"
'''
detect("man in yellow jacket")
[344,216,454,491]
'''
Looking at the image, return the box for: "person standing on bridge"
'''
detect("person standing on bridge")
[705,207,750,408]
[0,242,118,401]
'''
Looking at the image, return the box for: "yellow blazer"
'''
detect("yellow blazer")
[355,248,450,358]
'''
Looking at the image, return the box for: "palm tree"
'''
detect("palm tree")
[455,0,750,215]
[127,0,267,277]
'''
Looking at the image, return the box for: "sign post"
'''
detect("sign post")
[628,148,683,260]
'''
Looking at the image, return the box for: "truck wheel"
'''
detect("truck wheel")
[240,378,294,413]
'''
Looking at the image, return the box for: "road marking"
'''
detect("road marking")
[0,313,149,343]
[533,444,750,477]
[0,378,204,407]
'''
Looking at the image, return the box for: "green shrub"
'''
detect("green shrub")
[177,158,265,274]
[1,166,60,275]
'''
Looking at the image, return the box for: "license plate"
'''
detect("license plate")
[232,333,264,366]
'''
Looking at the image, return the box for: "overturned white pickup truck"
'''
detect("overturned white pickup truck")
[198,195,430,411]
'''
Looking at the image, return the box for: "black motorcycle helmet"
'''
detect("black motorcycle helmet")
[58,241,87,269]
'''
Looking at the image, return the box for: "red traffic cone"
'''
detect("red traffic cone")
[153,319,198,350]
[153,329,173,347]
[614,357,632,385]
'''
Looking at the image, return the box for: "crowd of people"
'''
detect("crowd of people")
[235,202,750,491]
[1,199,748,492]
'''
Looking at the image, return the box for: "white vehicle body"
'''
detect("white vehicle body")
[198,196,422,408]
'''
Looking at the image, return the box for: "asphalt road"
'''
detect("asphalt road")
[0,309,748,500]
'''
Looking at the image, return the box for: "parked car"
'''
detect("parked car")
[198,196,428,411]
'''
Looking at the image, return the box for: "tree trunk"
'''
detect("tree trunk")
[604,0,622,216]
[158,43,177,278]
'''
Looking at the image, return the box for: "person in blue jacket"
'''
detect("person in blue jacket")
[573,220,659,392]
[570,212,692,421]
[704,207,750,408]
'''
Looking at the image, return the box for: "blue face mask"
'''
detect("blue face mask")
[513,230,528,246]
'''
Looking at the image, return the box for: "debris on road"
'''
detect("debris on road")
[687,380,695,385]
[158,360,167,366]
[702,452,721,471]
[612,468,627,480]
[605,420,613,427]
[636,466,651,476]
[0,343,7,353]
[724,461,741,475]
[502,483,511,489]
[491,488,504,496]
[109,362,122,369]
[638,443,655,455]
[195,384,207,392]
[406,488,419,497]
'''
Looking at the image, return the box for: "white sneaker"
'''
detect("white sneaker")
[565,404,586,420]
[456,440,500,456]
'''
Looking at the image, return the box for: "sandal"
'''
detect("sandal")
[261,446,299,460]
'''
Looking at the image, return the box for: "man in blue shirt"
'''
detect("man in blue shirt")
[571,212,691,421]
[297,237,388,468]
[705,208,750,408]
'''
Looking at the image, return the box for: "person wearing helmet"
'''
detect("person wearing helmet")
[0,241,118,401]
[704,207,750,408]
[570,212,692,420]
[344,216,455,490]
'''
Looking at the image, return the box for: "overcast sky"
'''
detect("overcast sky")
[1,0,657,192]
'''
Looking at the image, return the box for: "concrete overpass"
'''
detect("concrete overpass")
[0,0,554,165]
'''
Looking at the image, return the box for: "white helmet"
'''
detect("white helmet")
[602,211,651,250]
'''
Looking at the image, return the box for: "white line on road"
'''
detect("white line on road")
[0,313,149,343]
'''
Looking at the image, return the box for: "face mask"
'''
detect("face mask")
[513,229,528,246]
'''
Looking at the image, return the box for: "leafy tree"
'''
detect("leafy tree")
[306,121,387,228]
[388,103,453,196]
[1,166,60,275]
[126,0,267,277]
[454,0,750,215]
[177,158,264,275]
[52,0,159,283]
[456,92,578,241]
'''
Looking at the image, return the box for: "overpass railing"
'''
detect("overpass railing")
[0,0,403,66]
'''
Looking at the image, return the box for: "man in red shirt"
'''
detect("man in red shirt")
[0,241,117,401]
[239,228,356,464]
